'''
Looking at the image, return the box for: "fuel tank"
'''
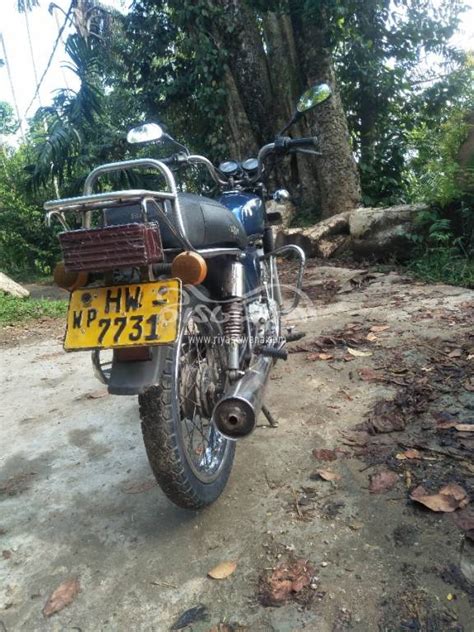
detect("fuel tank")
[217,192,265,238]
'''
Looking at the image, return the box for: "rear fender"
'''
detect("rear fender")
[106,284,213,396]
[107,345,170,395]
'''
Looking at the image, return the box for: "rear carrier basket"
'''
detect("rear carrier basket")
[59,223,163,273]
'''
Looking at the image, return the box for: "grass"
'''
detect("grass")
[0,294,68,327]
[407,248,474,288]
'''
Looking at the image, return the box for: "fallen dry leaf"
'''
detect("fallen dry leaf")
[315,468,341,482]
[208,625,246,632]
[395,449,422,460]
[75,389,109,401]
[448,348,463,358]
[43,577,80,617]
[370,324,390,333]
[410,483,469,513]
[436,420,474,432]
[369,470,399,494]
[259,558,314,607]
[366,333,378,342]
[358,367,382,382]
[208,561,237,580]
[347,347,373,358]
[121,480,157,494]
[308,352,333,361]
[348,520,364,531]
[312,448,337,461]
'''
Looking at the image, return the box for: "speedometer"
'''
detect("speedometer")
[242,158,258,172]
[219,160,240,175]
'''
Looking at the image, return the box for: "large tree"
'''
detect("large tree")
[121,0,361,218]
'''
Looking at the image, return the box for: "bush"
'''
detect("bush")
[404,90,473,287]
[0,294,67,326]
[0,149,61,276]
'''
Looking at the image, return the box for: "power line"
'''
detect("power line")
[22,0,74,121]
[0,32,26,142]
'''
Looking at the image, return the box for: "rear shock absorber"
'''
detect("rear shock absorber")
[221,261,245,376]
[223,299,244,371]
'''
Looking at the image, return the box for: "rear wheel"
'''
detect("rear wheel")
[139,292,235,509]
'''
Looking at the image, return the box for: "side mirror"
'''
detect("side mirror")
[296,83,332,113]
[277,83,332,136]
[127,123,164,144]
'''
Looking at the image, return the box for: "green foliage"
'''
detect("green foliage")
[408,247,474,288]
[0,101,18,135]
[335,0,468,206]
[0,294,67,326]
[120,0,230,161]
[0,151,60,275]
[405,107,474,207]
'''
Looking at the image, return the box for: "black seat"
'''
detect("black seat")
[104,193,247,250]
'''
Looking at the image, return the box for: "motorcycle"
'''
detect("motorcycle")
[45,82,332,509]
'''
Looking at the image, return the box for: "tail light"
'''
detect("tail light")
[59,223,163,273]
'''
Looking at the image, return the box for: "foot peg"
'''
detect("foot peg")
[259,345,288,361]
[286,328,306,343]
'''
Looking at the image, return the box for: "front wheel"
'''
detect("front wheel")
[139,292,235,509]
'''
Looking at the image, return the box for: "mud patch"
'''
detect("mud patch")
[68,428,111,460]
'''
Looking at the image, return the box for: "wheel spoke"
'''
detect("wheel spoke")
[177,307,227,482]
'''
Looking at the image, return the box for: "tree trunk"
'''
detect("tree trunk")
[262,9,322,211]
[354,2,381,172]
[290,7,361,217]
[212,0,274,147]
[223,66,259,159]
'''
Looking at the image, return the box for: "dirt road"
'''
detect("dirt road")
[1,265,473,631]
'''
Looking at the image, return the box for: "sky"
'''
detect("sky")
[0,0,473,136]
[0,0,127,135]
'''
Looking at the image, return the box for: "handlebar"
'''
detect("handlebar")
[286,137,318,149]
[161,135,318,187]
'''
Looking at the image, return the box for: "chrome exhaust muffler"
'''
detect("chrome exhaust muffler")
[212,355,273,439]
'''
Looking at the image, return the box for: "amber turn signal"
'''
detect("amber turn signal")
[53,261,88,292]
[171,251,208,285]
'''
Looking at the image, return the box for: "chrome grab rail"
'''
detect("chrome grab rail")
[44,158,195,251]
[260,244,306,315]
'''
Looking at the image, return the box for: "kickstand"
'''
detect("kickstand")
[262,404,279,428]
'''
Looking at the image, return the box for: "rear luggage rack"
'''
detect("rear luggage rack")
[45,158,194,252]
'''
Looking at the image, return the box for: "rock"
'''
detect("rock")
[349,204,427,259]
[0,272,30,298]
[275,211,350,258]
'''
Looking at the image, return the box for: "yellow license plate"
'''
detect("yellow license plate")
[64,280,181,351]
